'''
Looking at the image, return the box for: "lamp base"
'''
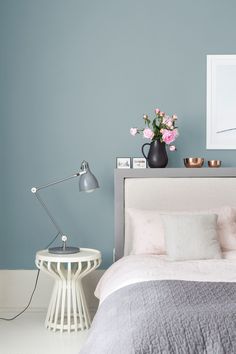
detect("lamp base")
[48,246,80,254]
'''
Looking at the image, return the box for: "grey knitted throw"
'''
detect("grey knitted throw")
[80,280,236,354]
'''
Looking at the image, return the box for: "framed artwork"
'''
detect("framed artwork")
[132,157,147,169]
[207,55,236,149]
[116,157,131,169]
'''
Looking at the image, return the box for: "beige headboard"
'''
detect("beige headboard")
[114,168,236,260]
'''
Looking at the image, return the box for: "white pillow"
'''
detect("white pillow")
[126,206,236,255]
[161,214,222,261]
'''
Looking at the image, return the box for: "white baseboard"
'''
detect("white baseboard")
[0,269,104,317]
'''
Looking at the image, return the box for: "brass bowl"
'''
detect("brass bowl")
[183,157,204,168]
[208,160,221,168]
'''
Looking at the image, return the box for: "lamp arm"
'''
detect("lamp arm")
[31,170,86,193]
[33,191,64,236]
[30,170,86,239]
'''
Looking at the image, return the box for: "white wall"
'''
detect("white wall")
[0,270,104,318]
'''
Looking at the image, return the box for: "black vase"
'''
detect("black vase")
[142,139,168,168]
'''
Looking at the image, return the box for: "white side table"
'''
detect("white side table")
[35,248,101,333]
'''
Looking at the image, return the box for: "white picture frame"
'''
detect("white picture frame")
[132,157,147,169]
[207,54,236,149]
[116,157,131,169]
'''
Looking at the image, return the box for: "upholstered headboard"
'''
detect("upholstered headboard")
[114,168,236,261]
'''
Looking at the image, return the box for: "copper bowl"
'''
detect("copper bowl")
[183,157,204,168]
[208,160,221,168]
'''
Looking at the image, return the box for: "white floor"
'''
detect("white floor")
[0,311,89,354]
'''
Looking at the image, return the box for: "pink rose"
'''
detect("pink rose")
[160,111,165,117]
[163,117,173,128]
[143,128,154,140]
[162,129,178,144]
[130,127,138,136]
[169,145,176,151]
[155,108,160,114]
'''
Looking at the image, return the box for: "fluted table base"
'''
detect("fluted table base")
[35,248,101,333]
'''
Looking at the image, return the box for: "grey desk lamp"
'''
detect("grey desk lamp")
[31,161,99,254]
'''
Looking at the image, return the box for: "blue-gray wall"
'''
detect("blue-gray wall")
[1,0,236,269]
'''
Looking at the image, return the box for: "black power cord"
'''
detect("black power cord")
[0,232,60,321]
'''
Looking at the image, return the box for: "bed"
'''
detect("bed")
[80,168,236,354]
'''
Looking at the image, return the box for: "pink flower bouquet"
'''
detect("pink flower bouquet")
[130,108,179,151]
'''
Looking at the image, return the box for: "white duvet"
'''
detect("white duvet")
[95,251,236,303]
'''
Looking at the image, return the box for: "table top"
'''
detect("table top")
[36,248,101,263]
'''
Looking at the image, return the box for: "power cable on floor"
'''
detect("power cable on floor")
[0,232,60,321]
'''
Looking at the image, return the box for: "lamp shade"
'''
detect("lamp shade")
[79,161,99,192]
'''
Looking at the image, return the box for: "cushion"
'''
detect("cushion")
[126,209,165,255]
[126,206,236,255]
[215,206,236,251]
[161,214,222,261]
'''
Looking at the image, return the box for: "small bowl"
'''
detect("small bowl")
[208,160,221,168]
[183,157,204,168]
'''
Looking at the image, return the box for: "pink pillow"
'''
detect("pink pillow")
[215,206,236,251]
[127,206,236,255]
[126,209,165,255]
